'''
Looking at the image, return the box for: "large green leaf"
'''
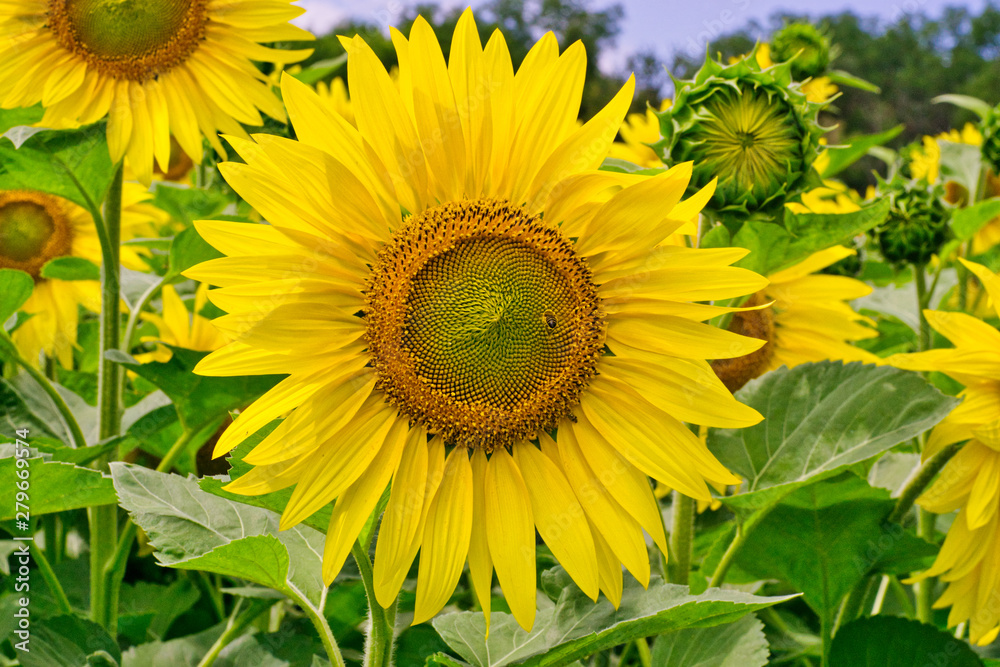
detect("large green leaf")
[952,198,1000,241]
[829,616,983,667]
[431,570,795,667]
[651,614,769,667]
[0,123,114,213]
[17,614,121,667]
[0,269,33,324]
[0,449,116,520]
[39,257,100,282]
[110,462,326,607]
[820,126,904,178]
[708,362,957,516]
[106,347,281,431]
[731,199,889,276]
[720,474,937,624]
[153,184,230,227]
[118,579,201,644]
[0,379,63,442]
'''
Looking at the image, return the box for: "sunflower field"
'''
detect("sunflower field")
[2,1,1000,666]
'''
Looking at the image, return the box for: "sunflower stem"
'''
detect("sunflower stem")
[286,582,346,667]
[353,541,396,667]
[887,441,962,524]
[667,491,694,586]
[913,263,931,351]
[30,539,72,615]
[708,523,745,588]
[90,161,124,634]
[197,598,275,667]
[122,275,169,360]
[915,507,935,623]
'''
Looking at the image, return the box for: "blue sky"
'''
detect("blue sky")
[294,0,991,70]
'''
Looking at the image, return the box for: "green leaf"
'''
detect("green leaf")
[724,474,937,623]
[118,579,201,644]
[939,141,982,197]
[17,614,121,667]
[106,346,281,432]
[431,572,795,667]
[0,123,114,213]
[932,93,992,120]
[167,226,224,279]
[292,55,348,85]
[829,616,983,666]
[153,184,230,227]
[110,462,327,607]
[0,450,116,520]
[122,624,223,667]
[0,379,62,442]
[708,361,957,517]
[426,655,471,667]
[819,126,903,177]
[39,256,101,281]
[651,614,769,667]
[0,107,44,135]
[198,421,333,534]
[0,269,33,323]
[825,69,880,93]
[952,198,1000,241]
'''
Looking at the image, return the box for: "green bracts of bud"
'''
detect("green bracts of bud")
[874,177,952,267]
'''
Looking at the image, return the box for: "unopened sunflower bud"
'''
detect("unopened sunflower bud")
[770,23,832,80]
[874,177,952,267]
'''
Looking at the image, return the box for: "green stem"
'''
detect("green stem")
[887,442,962,524]
[820,608,832,667]
[30,541,71,615]
[122,275,169,356]
[90,162,124,633]
[43,515,60,565]
[913,263,931,351]
[668,491,694,586]
[353,542,396,667]
[870,575,890,615]
[915,507,935,623]
[196,598,274,667]
[708,523,745,588]
[1,340,88,449]
[635,637,652,667]
[285,583,346,667]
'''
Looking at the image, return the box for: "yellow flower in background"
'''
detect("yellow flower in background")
[1,184,167,367]
[786,180,861,215]
[608,100,670,168]
[0,0,313,184]
[909,123,982,185]
[186,9,767,632]
[712,246,878,392]
[887,259,1000,645]
[134,283,228,364]
[315,77,356,127]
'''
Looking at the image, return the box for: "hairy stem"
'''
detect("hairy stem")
[668,491,694,586]
[353,542,397,667]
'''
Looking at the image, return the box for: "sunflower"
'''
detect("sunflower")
[909,123,982,185]
[134,283,227,364]
[711,246,878,392]
[314,77,356,127]
[2,184,167,367]
[0,0,313,185]
[187,10,767,632]
[786,180,862,215]
[607,100,670,168]
[887,259,1000,645]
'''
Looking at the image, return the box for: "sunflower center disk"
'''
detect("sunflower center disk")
[710,292,775,393]
[0,191,73,279]
[49,0,208,81]
[366,199,605,449]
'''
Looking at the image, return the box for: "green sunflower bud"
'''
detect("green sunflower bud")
[770,22,832,80]
[980,103,1000,176]
[657,53,826,221]
[873,176,952,267]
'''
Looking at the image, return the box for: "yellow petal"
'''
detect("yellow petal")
[413,449,475,624]
[607,313,765,360]
[960,258,1000,319]
[467,448,493,631]
[485,448,536,631]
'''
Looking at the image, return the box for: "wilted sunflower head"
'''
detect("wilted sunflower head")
[874,175,952,267]
[770,22,833,80]
[657,54,826,220]
[187,8,768,634]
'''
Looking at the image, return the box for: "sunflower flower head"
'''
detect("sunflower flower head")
[0,0,314,184]
[887,260,1000,645]
[657,53,826,220]
[770,22,833,80]
[874,175,952,267]
[1,184,166,366]
[711,245,877,392]
[186,9,768,633]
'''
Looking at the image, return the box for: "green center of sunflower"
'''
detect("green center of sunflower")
[366,198,605,449]
[48,0,209,81]
[710,292,775,393]
[0,191,73,280]
[692,86,802,208]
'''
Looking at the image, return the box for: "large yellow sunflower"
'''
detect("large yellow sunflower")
[0,1,313,184]
[187,10,767,632]
[1,184,167,367]
[712,246,878,392]
[887,259,1000,645]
